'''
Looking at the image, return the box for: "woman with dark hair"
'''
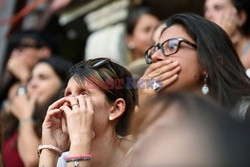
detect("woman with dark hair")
[125,6,160,61]
[1,56,72,167]
[38,58,137,167]
[130,92,250,166]
[141,13,250,120]
[125,6,160,80]
[204,0,250,75]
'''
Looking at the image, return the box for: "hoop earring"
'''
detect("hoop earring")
[201,74,209,95]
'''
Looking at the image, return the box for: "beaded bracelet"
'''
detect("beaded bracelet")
[37,144,63,157]
[65,154,92,167]
[19,118,34,127]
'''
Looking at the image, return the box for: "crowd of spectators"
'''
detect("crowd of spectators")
[0,1,250,166]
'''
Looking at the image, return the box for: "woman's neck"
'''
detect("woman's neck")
[232,31,249,57]
[90,130,132,167]
[131,50,144,61]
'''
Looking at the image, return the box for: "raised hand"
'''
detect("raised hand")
[42,97,69,151]
[7,53,31,83]
[138,60,180,107]
[10,91,36,120]
[60,95,95,146]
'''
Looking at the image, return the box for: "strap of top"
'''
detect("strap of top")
[230,96,250,120]
[238,97,250,120]
[242,40,250,56]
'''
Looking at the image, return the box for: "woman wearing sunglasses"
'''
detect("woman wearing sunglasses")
[38,58,137,167]
[140,13,250,121]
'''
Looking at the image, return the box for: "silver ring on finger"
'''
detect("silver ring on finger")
[152,80,161,92]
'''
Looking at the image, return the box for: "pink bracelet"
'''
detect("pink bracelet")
[37,144,63,157]
[65,154,92,166]
[65,154,92,161]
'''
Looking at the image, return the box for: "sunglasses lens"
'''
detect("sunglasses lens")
[92,59,107,67]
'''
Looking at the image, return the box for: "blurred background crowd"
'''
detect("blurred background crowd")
[0,0,205,73]
[0,0,249,166]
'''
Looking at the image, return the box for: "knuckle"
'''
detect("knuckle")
[48,105,53,110]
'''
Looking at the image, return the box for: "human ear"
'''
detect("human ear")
[237,10,247,27]
[126,35,135,49]
[108,98,126,121]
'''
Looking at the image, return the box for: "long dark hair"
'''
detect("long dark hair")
[163,13,250,110]
[33,89,65,138]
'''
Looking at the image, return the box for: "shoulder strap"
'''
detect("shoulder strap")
[242,40,250,56]
[238,97,250,120]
